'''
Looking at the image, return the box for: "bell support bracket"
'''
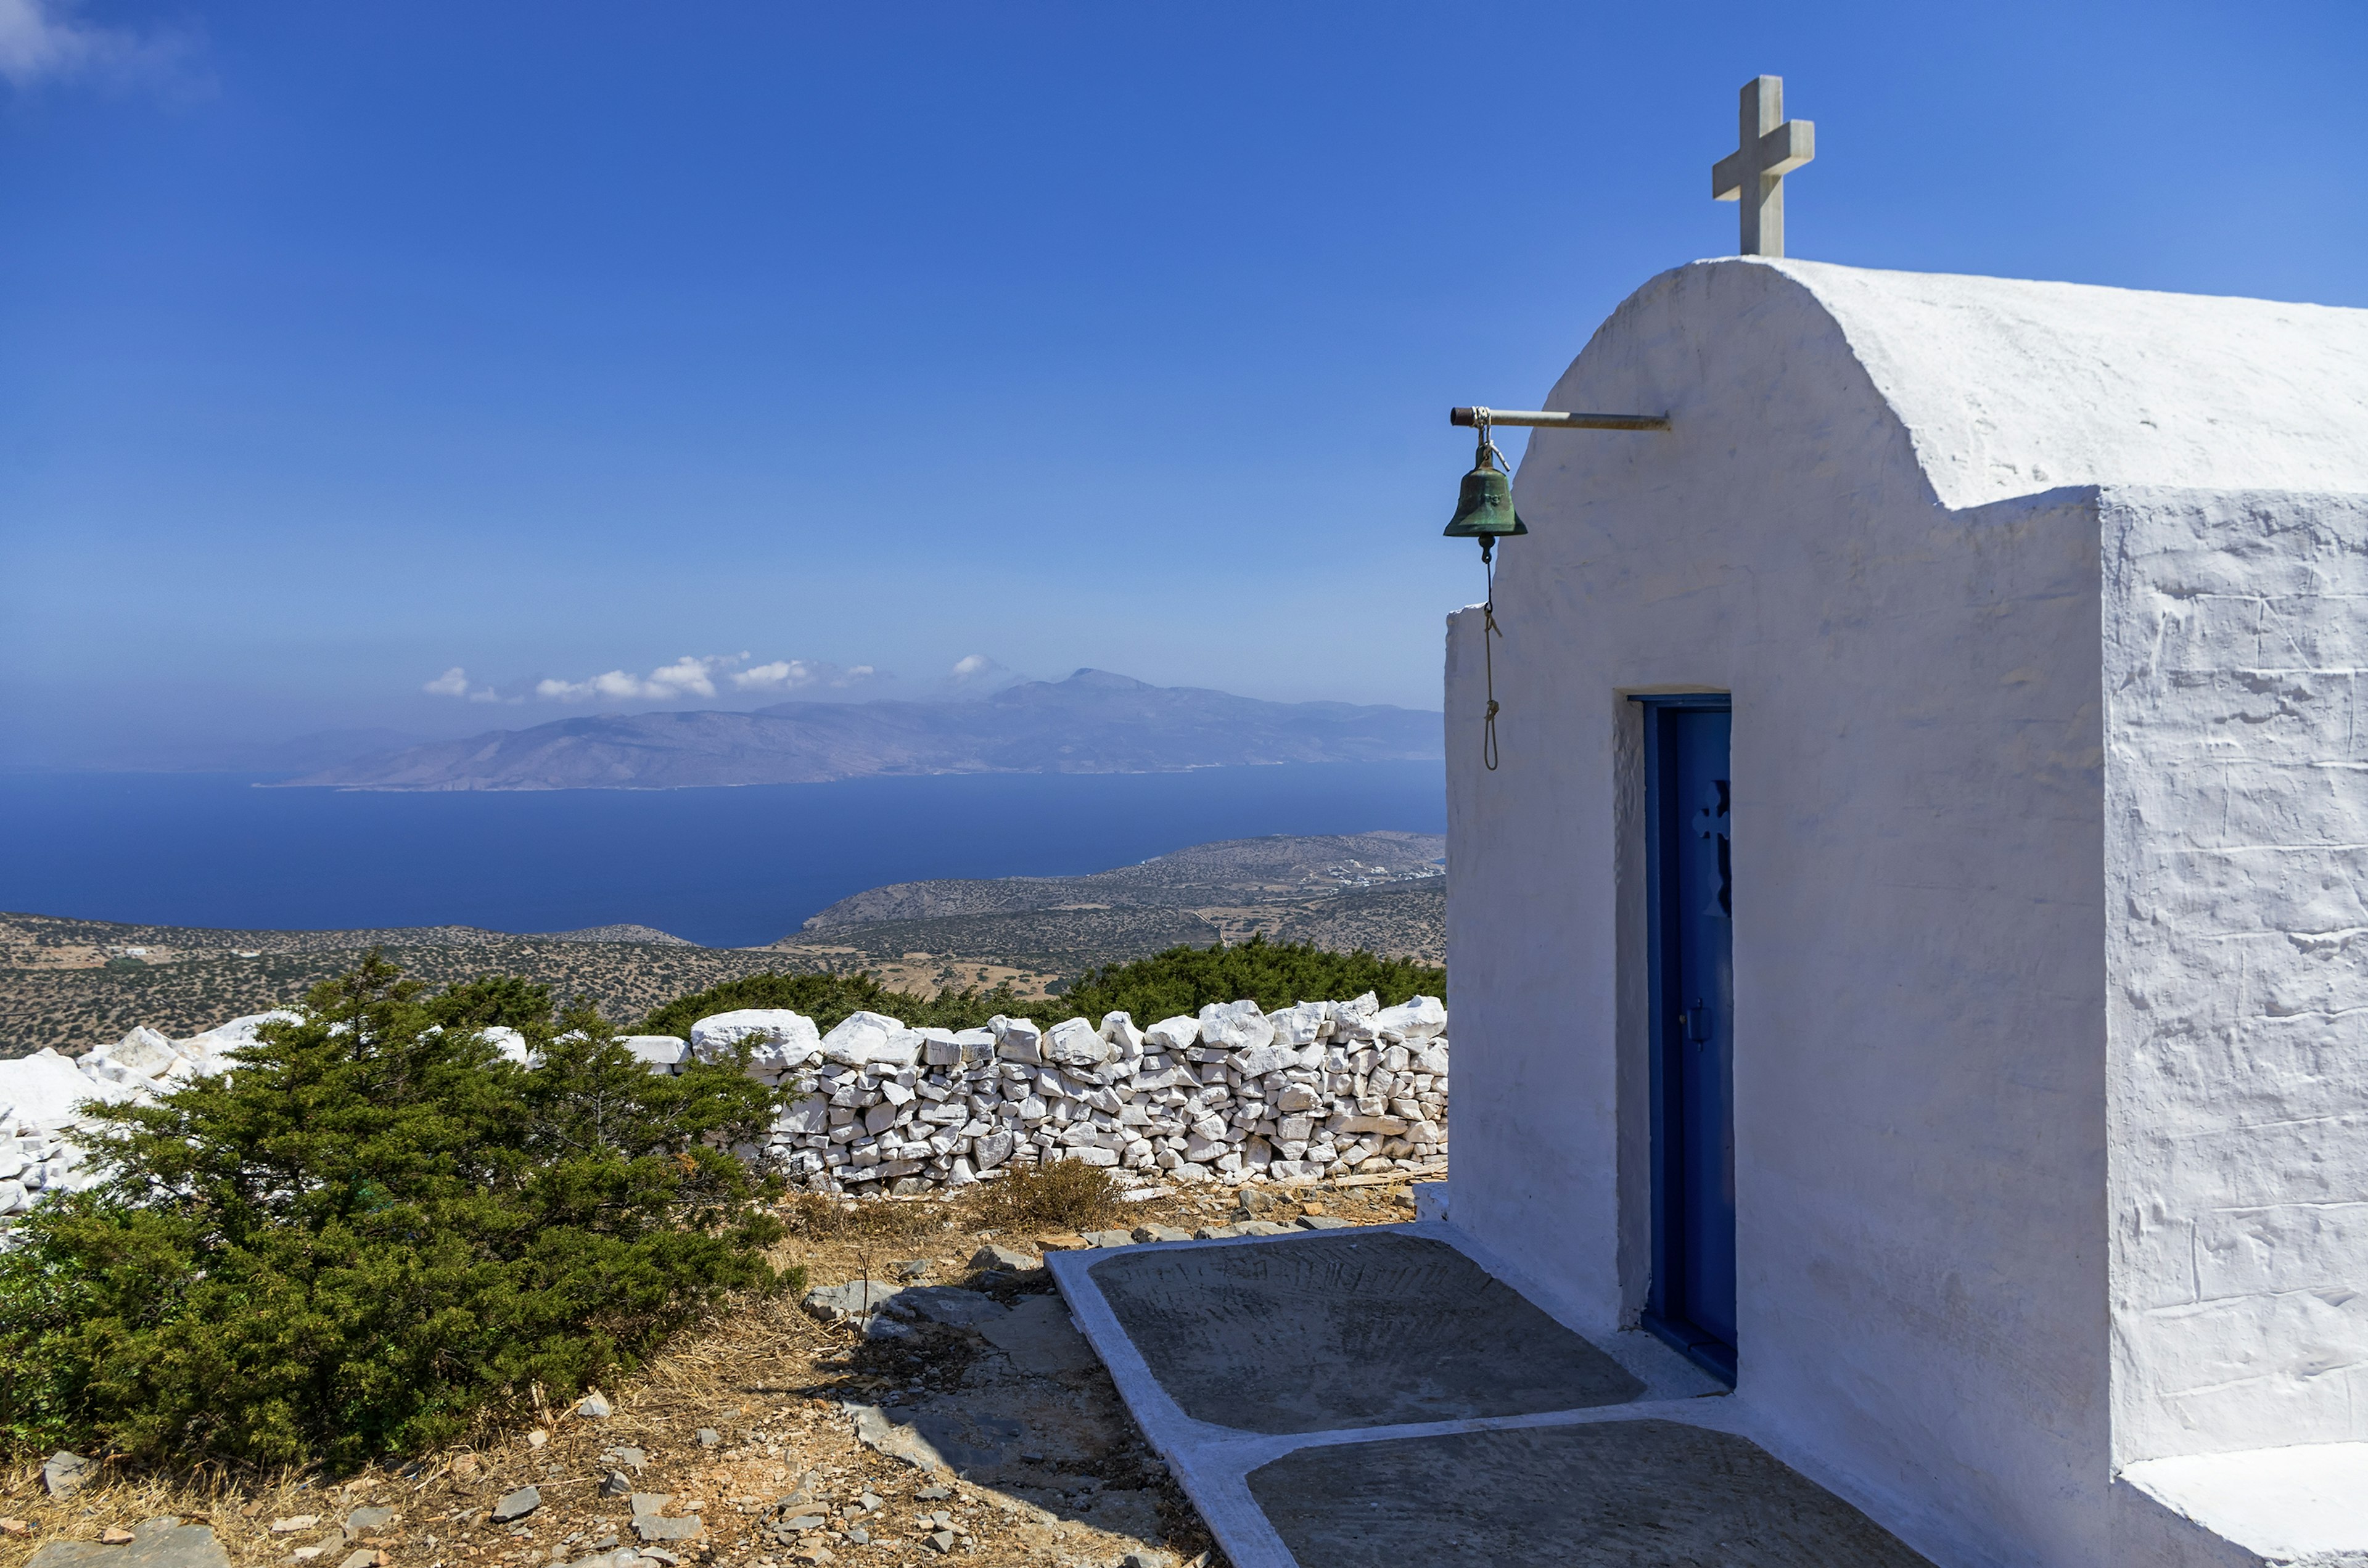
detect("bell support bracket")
[1443,403,1666,773]
[1450,406,1670,432]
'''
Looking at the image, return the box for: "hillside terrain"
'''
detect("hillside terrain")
[2,832,1445,1057]
[0,913,825,1059]
[803,829,1442,926]
[287,668,1442,790]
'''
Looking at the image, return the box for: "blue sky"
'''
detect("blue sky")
[4,0,2362,767]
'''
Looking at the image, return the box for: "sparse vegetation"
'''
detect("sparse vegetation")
[964,1160,1125,1233]
[780,1191,953,1246]
[0,954,789,1469]
[1055,934,1444,1025]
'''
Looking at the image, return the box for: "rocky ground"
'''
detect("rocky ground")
[0,1178,1424,1568]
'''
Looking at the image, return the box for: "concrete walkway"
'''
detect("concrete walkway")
[1048,1223,1933,1568]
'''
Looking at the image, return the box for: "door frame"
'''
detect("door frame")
[1632,692,1737,1384]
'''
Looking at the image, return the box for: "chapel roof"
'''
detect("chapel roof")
[1738,258,2368,511]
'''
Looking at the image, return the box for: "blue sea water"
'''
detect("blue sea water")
[0,763,1445,948]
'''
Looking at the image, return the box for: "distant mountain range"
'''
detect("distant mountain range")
[284,670,1442,792]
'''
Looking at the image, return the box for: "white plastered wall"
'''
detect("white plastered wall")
[2102,486,2368,1464]
[1444,258,2111,1567]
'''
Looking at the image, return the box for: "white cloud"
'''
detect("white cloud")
[535,653,744,704]
[437,652,879,707]
[0,0,200,91]
[947,653,1013,691]
[731,659,820,692]
[422,667,511,704]
[732,659,881,693]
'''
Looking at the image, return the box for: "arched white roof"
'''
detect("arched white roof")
[1751,258,2368,510]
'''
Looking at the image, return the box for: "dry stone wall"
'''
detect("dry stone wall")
[0,995,1449,1221]
[678,991,1450,1193]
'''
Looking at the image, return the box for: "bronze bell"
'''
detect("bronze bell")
[1442,443,1527,539]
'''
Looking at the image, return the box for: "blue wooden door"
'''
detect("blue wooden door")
[1640,698,1735,1378]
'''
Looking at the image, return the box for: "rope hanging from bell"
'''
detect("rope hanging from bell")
[1442,409,1526,771]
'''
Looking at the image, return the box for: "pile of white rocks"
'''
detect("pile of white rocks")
[0,993,1448,1214]
[0,1012,296,1221]
[669,991,1449,1194]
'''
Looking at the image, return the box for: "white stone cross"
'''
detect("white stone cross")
[1712,75,1815,258]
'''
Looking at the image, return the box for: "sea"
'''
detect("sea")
[0,763,1446,948]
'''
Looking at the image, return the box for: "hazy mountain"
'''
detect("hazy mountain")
[284,670,1442,792]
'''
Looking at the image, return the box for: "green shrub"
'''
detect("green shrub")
[426,972,554,1029]
[1054,934,1444,1026]
[0,953,786,1470]
[639,971,1026,1039]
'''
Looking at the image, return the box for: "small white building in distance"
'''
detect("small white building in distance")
[1442,258,2368,1567]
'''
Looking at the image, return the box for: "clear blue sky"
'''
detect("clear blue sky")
[4,0,2362,766]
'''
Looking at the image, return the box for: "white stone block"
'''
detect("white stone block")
[778,1095,830,1136]
[1330,991,1381,1041]
[692,1009,823,1070]
[1198,999,1275,1052]
[620,1035,688,1072]
[990,1015,1044,1064]
[1100,1011,1146,1057]
[176,1011,300,1068]
[1372,996,1445,1042]
[1235,1045,1290,1076]
[818,1011,911,1068]
[1143,1015,1201,1052]
[88,1026,178,1080]
[1269,1002,1328,1047]
[1045,1017,1113,1070]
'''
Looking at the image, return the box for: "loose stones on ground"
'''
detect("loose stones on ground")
[43,1451,94,1498]
[27,1518,229,1568]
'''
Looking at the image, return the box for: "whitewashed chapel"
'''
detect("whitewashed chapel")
[1440,92,2368,1568]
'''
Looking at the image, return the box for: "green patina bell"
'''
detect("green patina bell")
[1442,446,1527,539]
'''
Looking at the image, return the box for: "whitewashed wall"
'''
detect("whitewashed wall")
[1444,256,2113,1567]
[2102,487,2368,1464]
[1442,257,2368,1567]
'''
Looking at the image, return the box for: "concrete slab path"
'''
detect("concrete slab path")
[1048,1221,1933,1568]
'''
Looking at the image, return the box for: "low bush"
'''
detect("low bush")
[1055,935,1444,1026]
[965,1160,1123,1233]
[0,953,787,1470]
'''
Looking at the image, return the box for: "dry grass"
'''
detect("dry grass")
[779,1192,950,1246]
[963,1160,1124,1234]
[781,1160,1125,1247]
